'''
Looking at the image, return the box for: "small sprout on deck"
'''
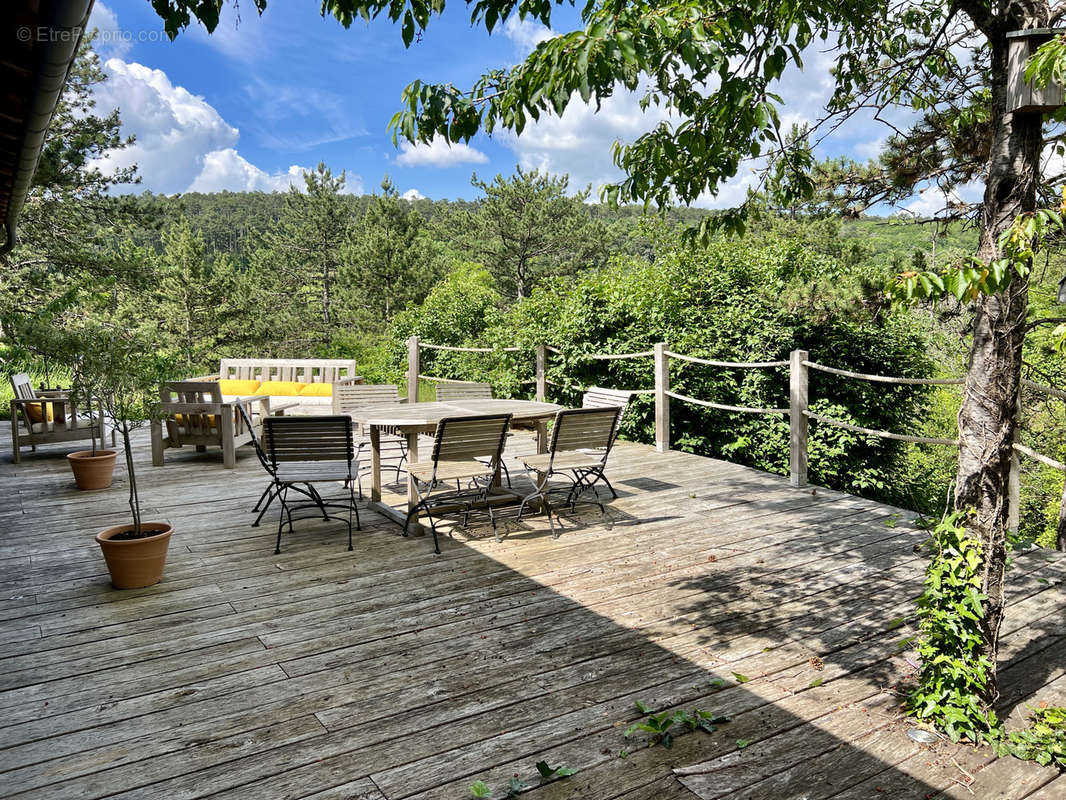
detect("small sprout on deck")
[809,677,824,688]
[535,760,578,781]
[626,703,730,749]
[732,672,751,683]
[507,776,528,796]
[470,780,491,798]
[736,738,751,749]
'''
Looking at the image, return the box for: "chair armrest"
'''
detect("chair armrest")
[187,374,221,382]
[11,397,68,409]
[36,389,70,398]
[335,376,363,386]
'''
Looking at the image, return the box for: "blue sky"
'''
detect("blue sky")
[88,2,963,214]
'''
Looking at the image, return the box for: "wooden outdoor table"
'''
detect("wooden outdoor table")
[346,398,563,532]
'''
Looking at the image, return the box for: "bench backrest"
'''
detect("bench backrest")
[263,415,354,466]
[582,386,633,409]
[432,413,511,463]
[332,383,400,415]
[219,358,358,384]
[550,406,622,457]
[435,382,494,401]
[160,381,232,438]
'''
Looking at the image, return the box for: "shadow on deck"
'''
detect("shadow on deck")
[0,432,1064,799]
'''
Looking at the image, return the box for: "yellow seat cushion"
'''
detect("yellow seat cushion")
[24,401,64,424]
[218,379,261,395]
[254,381,306,397]
[25,402,51,424]
[297,383,333,397]
[174,413,218,426]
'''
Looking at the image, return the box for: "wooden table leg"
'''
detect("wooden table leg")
[370,426,382,503]
[536,420,548,454]
[406,431,419,509]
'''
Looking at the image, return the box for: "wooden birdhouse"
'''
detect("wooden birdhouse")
[1007,29,1066,113]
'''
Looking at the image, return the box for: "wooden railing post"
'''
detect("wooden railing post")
[406,335,420,404]
[535,344,547,403]
[790,349,809,487]
[654,342,670,453]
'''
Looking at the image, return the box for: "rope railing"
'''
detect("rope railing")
[804,361,965,386]
[417,374,483,384]
[1023,378,1066,402]
[667,390,787,415]
[804,411,960,446]
[1013,442,1066,472]
[420,343,522,353]
[587,350,655,360]
[405,336,1066,531]
[667,351,788,369]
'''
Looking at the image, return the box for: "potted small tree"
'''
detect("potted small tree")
[66,321,174,589]
[6,309,118,489]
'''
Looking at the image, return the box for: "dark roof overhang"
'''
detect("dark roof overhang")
[1,0,96,253]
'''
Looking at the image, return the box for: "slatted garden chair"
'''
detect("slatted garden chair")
[236,403,329,528]
[518,406,623,537]
[332,383,408,491]
[434,382,493,401]
[404,413,512,554]
[9,373,104,463]
[262,415,360,554]
[580,386,634,497]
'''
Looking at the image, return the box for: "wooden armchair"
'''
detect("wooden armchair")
[150,381,271,469]
[8,373,104,463]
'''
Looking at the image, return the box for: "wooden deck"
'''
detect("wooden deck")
[2,431,1066,799]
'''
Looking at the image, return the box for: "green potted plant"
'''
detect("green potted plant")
[66,321,174,588]
[5,309,118,489]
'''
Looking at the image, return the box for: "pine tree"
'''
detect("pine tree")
[342,176,433,325]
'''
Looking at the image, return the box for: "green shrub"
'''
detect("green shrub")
[407,236,935,505]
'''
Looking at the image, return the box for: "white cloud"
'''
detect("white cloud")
[88,2,130,59]
[187,150,363,194]
[89,39,364,195]
[902,182,982,218]
[503,16,554,53]
[93,59,240,194]
[395,136,488,167]
[401,188,426,201]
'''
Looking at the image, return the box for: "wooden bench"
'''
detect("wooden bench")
[151,381,276,469]
[8,373,104,463]
[191,358,364,410]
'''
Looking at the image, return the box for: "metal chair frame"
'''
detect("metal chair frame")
[580,386,634,500]
[333,383,409,495]
[403,413,512,554]
[237,404,327,528]
[263,415,361,554]
[518,406,622,537]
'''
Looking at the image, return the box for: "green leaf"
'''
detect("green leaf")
[732,672,751,683]
[470,780,491,798]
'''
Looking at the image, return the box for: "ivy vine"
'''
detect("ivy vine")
[907,511,1001,743]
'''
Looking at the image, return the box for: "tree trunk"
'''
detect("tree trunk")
[953,14,1045,705]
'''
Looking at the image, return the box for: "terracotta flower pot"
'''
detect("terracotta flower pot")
[67,450,117,490]
[95,522,173,589]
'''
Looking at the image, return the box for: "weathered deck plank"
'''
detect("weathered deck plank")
[0,431,1063,799]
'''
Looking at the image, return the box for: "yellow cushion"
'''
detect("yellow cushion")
[297,383,333,397]
[254,381,306,397]
[174,413,215,426]
[24,401,61,424]
[218,379,261,395]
